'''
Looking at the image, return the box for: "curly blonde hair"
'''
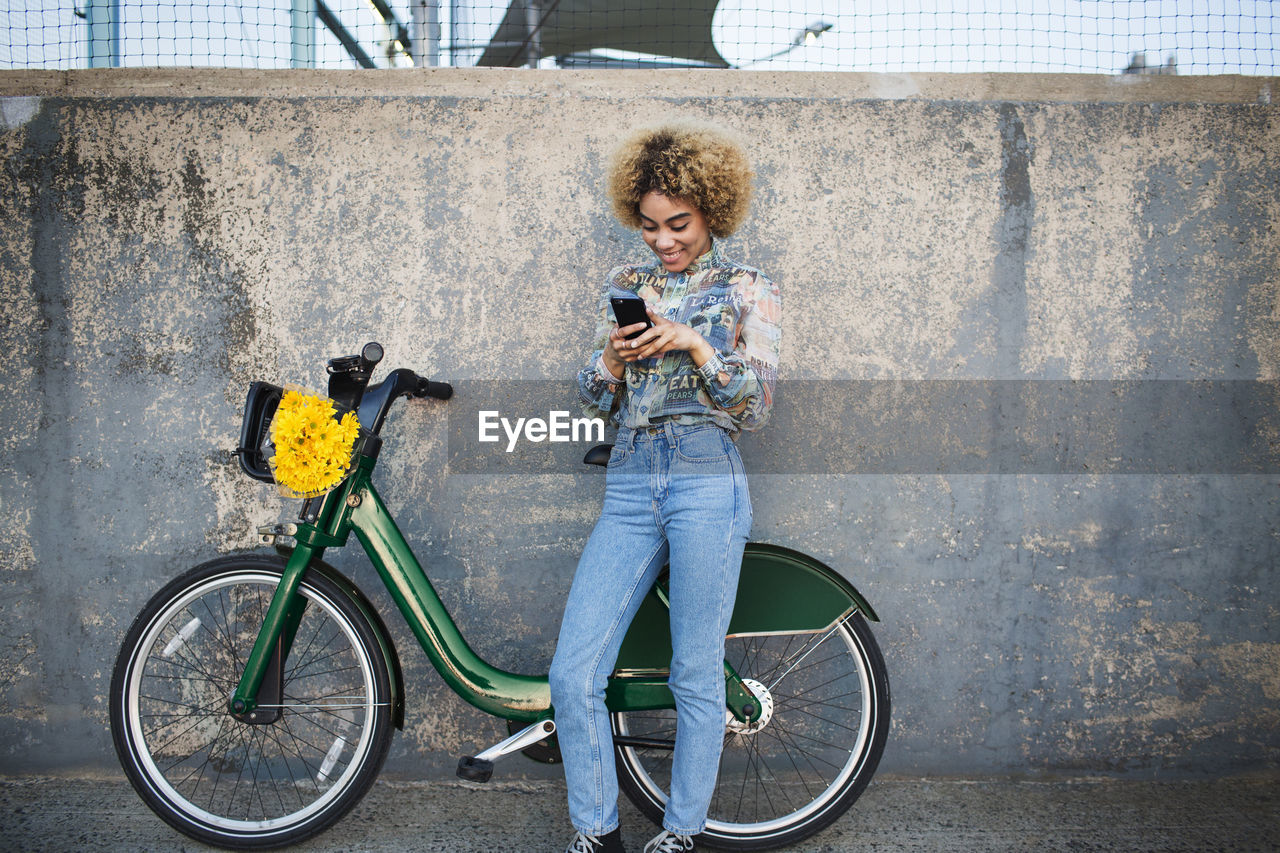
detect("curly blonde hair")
[607,122,753,238]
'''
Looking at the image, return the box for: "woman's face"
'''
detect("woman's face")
[638,191,712,273]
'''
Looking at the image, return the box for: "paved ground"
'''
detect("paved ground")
[1,775,1277,852]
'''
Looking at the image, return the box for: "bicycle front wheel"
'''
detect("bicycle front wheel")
[613,612,890,851]
[110,555,393,849]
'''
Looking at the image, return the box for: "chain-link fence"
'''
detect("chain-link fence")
[3,1,1278,74]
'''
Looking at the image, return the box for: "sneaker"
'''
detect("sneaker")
[643,830,696,853]
[565,827,625,853]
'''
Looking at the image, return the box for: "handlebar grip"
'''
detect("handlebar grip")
[415,378,453,400]
[360,342,384,369]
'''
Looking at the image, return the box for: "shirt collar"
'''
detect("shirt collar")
[685,241,720,274]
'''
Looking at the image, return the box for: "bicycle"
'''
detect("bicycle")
[109,342,890,851]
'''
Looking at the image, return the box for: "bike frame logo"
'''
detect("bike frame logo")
[478,410,606,452]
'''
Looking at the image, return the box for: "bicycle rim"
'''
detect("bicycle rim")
[613,613,888,849]
[118,568,384,841]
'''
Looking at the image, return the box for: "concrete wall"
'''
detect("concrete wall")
[0,69,1276,779]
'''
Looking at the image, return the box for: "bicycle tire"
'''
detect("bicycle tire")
[110,554,394,850]
[612,612,890,851]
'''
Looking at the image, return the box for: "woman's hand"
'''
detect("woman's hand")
[610,307,715,368]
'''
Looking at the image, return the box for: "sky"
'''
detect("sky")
[1,0,1277,74]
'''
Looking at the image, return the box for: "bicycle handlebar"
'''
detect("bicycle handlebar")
[236,342,452,484]
[415,378,453,400]
[330,341,453,422]
[343,341,452,434]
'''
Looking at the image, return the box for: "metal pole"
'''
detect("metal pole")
[450,0,470,67]
[86,0,119,68]
[291,0,315,68]
[411,0,440,67]
[524,0,541,67]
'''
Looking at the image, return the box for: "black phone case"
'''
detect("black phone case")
[611,297,652,339]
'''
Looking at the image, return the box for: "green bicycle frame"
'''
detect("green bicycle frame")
[231,449,879,725]
[231,454,551,721]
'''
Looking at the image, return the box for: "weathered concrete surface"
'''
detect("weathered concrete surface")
[3,67,1275,103]
[1,775,1277,852]
[0,70,1276,781]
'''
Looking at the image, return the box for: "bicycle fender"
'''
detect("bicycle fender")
[275,547,407,730]
[614,542,879,673]
[729,542,881,632]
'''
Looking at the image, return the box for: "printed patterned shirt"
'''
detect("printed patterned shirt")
[578,242,781,434]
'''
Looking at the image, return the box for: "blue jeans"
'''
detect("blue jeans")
[549,421,752,836]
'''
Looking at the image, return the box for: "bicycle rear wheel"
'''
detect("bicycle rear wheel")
[613,612,890,851]
[110,554,393,849]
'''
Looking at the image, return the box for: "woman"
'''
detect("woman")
[549,122,781,853]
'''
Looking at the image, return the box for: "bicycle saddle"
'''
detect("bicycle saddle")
[583,444,613,467]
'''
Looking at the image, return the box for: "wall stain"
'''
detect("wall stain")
[175,150,265,381]
[992,102,1034,370]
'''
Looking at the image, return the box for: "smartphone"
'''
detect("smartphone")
[610,296,653,340]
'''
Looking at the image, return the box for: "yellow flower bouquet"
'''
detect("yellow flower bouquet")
[268,388,363,499]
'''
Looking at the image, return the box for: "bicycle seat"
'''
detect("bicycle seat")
[583,444,613,467]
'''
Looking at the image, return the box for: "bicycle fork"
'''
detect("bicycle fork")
[228,541,316,720]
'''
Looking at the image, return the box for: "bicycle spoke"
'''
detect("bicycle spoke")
[156,630,235,690]
[277,713,329,792]
[282,617,328,679]
[774,686,862,712]
[765,724,820,800]
[166,711,230,792]
[778,696,870,727]
[205,591,247,672]
[764,721,857,763]
[767,718,840,784]
[731,732,753,822]
[773,665,857,703]
[148,701,231,760]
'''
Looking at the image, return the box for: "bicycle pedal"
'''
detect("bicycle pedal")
[456,755,494,783]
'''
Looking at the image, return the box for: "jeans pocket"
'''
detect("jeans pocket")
[606,443,632,468]
[674,426,730,463]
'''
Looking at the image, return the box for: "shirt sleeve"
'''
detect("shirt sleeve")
[577,271,626,420]
[696,270,781,432]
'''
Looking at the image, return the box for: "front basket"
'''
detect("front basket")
[236,381,283,483]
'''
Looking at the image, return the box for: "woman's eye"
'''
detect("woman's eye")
[671,225,687,232]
